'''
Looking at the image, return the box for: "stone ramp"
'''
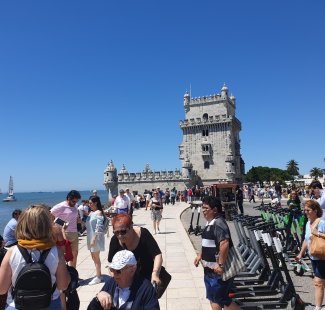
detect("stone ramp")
[76,202,211,310]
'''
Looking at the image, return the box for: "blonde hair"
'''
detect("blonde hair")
[16,205,54,241]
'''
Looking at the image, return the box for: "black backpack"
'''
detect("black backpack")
[12,245,56,310]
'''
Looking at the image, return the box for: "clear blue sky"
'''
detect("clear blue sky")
[0,0,324,192]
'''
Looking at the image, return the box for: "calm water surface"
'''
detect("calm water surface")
[0,190,108,234]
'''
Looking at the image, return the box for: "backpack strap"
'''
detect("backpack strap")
[39,249,51,264]
[38,249,57,294]
[17,245,33,264]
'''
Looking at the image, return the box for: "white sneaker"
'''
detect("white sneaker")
[89,277,101,285]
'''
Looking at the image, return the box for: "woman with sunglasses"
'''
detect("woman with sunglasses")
[108,214,162,285]
[86,196,106,285]
[296,200,325,310]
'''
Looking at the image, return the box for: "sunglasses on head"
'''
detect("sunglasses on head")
[113,229,128,236]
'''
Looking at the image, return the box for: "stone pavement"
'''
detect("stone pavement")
[76,202,211,310]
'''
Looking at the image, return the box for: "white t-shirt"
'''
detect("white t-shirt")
[114,195,129,210]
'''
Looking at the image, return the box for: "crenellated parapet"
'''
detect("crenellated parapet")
[116,164,183,182]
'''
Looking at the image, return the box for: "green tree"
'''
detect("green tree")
[246,166,290,185]
[310,167,324,179]
[286,159,299,178]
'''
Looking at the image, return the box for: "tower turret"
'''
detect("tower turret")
[103,160,118,202]
[184,91,190,112]
[221,83,228,99]
[182,156,193,179]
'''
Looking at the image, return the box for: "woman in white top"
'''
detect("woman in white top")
[86,196,105,286]
[0,205,70,310]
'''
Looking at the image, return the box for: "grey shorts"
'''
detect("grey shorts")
[151,209,162,222]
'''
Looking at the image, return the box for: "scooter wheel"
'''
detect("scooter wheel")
[280,283,286,294]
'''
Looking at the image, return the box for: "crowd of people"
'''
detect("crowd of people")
[0,180,325,309]
[0,189,165,310]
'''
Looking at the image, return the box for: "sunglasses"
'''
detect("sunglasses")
[113,229,128,236]
[109,266,132,274]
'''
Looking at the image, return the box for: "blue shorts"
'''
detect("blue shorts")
[204,271,234,307]
[311,259,325,279]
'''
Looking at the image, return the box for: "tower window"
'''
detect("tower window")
[204,161,210,169]
[203,113,208,120]
[202,145,209,152]
[202,129,209,136]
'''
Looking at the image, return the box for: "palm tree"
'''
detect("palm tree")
[310,167,324,179]
[286,159,299,178]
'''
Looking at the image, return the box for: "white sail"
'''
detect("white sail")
[3,176,16,202]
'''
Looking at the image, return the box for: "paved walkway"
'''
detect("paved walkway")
[76,202,211,310]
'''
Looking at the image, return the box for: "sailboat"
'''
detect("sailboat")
[3,176,17,202]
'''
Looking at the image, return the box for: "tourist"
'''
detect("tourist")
[88,250,159,310]
[0,205,70,309]
[149,191,163,235]
[3,209,22,247]
[114,189,130,215]
[170,187,177,205]
[248,186,255,203]
[144,190,151,211]
[92,190,98,197]
[296,200,325,310]
[287,190,301,210]
[194,196,240,310]
[51,190,81,268]
[156,187,164,201]
[309,181,325,218]
[125,188,135,216]
[78,200,90,235]
[274,181,282,205]
[108,214,162,284]
[235,185,244,214]
[187,187,193,203]
[164,188,170,205]
[86,196,106,285]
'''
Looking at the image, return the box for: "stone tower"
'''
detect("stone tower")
[179,84,244,186]
[103,160,118,200]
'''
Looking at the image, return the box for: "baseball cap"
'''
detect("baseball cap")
[109,250,137,270]
[92,189,97,193]
[119,188,125,193]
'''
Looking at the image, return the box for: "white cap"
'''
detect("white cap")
[92,189,97,193]
[109,250,137,270]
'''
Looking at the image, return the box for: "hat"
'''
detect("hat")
[156,186,160,189]
[125,188,129,191]
[109,250,137,270]
[119,189,125,193]
[92,189,97,193]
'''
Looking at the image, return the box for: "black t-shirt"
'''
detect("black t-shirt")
[108,227,162,280]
